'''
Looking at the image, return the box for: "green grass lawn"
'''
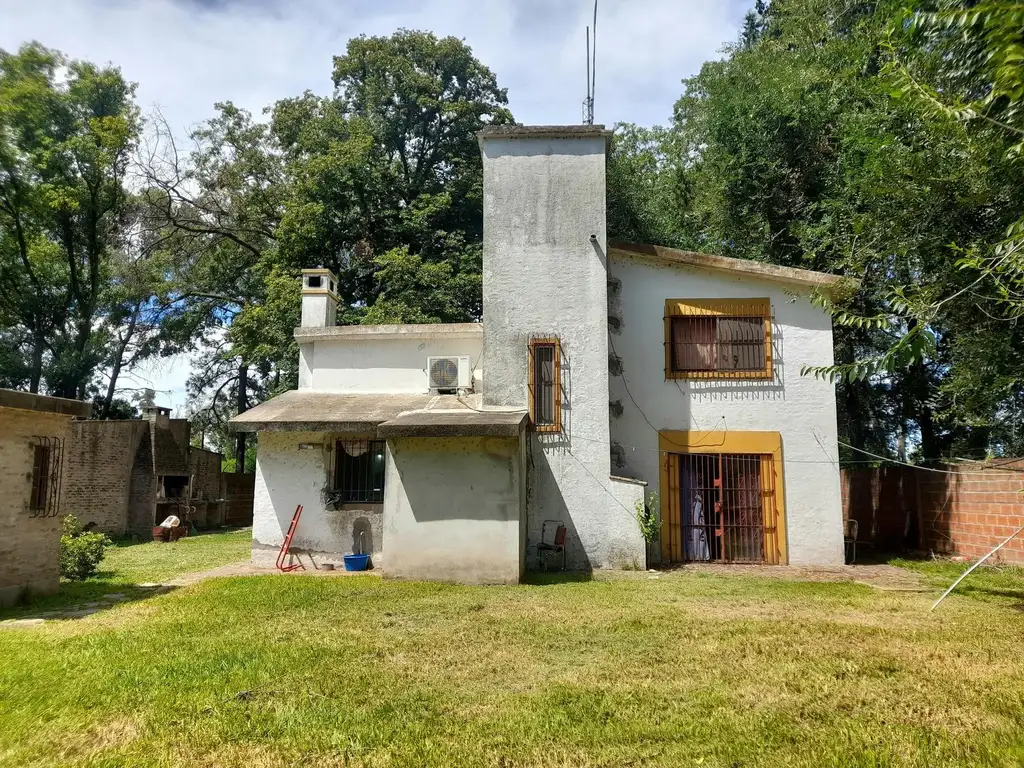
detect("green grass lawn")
[888,557,1024,603]
[1,528,251,617]
[1,552,1023,767]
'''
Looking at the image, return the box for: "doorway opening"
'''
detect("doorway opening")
[664,452,781,564]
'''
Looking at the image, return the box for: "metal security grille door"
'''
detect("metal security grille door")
[663,452,781,564]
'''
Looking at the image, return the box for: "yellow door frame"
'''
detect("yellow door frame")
[658,430,787,564]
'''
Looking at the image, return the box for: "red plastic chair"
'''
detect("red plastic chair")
[537,520,567,571]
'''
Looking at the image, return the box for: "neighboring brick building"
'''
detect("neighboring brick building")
[63,406,252,538]
[0,389,91,608]
[61,419,149,533]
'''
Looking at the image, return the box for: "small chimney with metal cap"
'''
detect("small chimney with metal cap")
[300,267,339,328]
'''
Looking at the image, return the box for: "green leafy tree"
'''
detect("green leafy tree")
[0,42,140,398]
[606,123,692,248]
[139,103,286,469]
[272,29,512,323]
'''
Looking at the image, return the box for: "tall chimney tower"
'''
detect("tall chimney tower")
[300,268,339,329]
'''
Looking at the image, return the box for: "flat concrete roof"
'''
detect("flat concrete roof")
[378,409,528,439]
[228,391,473,433]
[294,323,482,343]
[609,241,859,295]
[0,388,92,418]
[477,124,611,139]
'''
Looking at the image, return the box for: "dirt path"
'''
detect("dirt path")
[1,562,379,628]
[164,561,381,586]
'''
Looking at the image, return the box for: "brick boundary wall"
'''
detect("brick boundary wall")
[223,472,255,526]
[841,462,1024,564]
[189,447,223,501]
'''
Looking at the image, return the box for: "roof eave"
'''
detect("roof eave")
[294,323,483,343]
[608,241,860,295]
[228,419,383,434]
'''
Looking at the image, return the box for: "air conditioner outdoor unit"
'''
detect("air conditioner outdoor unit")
[427,356,472,393]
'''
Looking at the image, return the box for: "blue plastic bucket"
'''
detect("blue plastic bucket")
[343,553,370,571]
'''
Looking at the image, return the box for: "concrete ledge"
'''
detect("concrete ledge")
[477,124,612,140]
[0,388,92,418]
[378,410,528,438]
[294,323,482,343]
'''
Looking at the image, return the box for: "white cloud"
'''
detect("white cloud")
[1,0,748,412]
[1,0,748,133]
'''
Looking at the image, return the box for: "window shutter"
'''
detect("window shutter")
[662,452,681,563]
[527,341,536,425]
[552,340,562,433]
[760,453,780,565]
[663,313,672,377]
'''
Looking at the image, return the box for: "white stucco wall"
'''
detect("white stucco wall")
[298,334,483,393]
[480,131,645,570]
[383,436,524,584]
[300,293,336,329]
[252,431,384,569]
[607,252,844,565]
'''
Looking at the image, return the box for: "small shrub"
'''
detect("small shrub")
[634,492,661,543]
[60,515,109,581]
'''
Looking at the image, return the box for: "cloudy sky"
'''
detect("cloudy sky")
[2,0,751,413]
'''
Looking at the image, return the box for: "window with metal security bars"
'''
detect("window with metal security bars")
[528,338,562,433]
[662,452,781,564]
[664,298,772,379]
[28,436,63,518]
[333,439,386,503]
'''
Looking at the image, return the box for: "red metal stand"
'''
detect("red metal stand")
[275,504,305,572]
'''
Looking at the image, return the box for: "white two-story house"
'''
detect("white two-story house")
[230,124,851,583]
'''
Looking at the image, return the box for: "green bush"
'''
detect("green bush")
[60,515,109,581]
[634,492,661,543]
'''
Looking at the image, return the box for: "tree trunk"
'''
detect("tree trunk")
[234,362,248,473]
[918,404,938,462]
[101,355,124,419]
[28,328,44,394]
[101,312,138,419]
[841,381,865,451]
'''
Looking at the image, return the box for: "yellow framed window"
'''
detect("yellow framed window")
[664,298,773,379]
[528,337,562,433]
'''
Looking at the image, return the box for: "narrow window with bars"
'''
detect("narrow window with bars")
[333,439,386,503]
[664,299,772,379]
[30,444,50,511]
[528,338,562,433]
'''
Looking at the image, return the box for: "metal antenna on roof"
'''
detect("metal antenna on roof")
[582,0,597,124]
